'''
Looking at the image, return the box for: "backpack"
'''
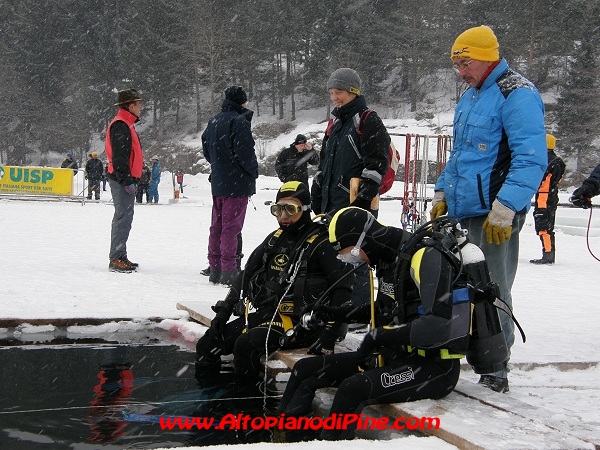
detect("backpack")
[325,109,400,195]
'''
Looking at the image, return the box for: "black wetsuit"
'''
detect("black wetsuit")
[278,227,463,440]
[196,216,352,378]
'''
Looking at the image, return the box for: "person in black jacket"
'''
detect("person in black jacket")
[202,86,258,285]
[278,207,502,440]
[311,68,391,319]
[570,161,600,209]
[530,134,566,264]
[85,151,105,200]
[275,134,319,187]
[102,162,108,191]
[136,162,151,204]
[195,182,353,378]
[311,68,389,217]
[61,152,78,175]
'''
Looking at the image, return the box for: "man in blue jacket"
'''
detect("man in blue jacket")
[431,25,547,392]
[148,156,161,203]
[202,86,258,286]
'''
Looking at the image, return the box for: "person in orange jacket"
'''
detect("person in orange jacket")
[530,134,566,265]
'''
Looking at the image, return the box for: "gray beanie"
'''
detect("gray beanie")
[327,68,362,95]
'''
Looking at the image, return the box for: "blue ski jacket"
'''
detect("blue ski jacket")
[202,100,258,197]
[435,59,547,220]
[150,161,161,184]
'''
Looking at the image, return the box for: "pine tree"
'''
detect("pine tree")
[556,2,600,182]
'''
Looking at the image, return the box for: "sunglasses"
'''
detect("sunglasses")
[270,203,310,217]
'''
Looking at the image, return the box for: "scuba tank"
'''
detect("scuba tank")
[468,283,509,374]
[457,237,509,374]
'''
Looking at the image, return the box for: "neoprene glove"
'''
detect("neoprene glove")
[208,300,233,339]
[356,331,379,370]
[430,191,447,220]
[570,179,599,209]
[209,311,229,339]
[483,199,515,245]
[313,301,358,322]
[308,322,343,356]
[357,177,380,201]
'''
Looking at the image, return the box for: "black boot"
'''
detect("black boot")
[479,375,509,393]
[208,267,221,284]
[195,356,222,378]
[200,266,211,276]
[530,251,555,265]
[219,270,239,286]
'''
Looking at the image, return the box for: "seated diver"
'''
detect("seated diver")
[195,181,353,379]
[278,206,508,440]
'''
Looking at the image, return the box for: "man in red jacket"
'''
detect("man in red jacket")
[105,88,145,273]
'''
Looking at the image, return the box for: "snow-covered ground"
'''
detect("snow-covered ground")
[2,129,600,448]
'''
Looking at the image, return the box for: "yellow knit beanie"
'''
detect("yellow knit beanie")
[546,134,556,150]
[451,25,500,61]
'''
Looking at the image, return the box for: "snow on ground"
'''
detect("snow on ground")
[2,127,600,448]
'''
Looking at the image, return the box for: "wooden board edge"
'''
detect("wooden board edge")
[176,302,212,327]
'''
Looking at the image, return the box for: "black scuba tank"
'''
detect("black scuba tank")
[460,245,509,374]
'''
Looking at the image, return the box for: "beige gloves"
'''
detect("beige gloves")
[430,191,447,220]
[483,199,515,245]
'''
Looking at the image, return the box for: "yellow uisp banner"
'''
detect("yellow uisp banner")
[0,166,74,196]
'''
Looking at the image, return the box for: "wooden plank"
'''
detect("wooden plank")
[310,383,594,449]
[176,302,212,327]
[453,379,600,447]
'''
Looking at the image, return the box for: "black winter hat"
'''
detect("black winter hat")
[225,85,248,105]
[293,134,308,145]
[276,181,311,206]
[115,88,143,106]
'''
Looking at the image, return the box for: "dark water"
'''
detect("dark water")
[0,343,285,449]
